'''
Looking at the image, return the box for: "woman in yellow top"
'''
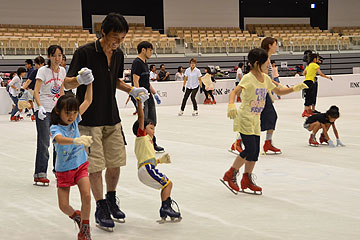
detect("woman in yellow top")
[221,48,308,195]
[302,53,332,117]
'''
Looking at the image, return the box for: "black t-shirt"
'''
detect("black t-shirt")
[305,113,333,125]
[28,69,38,90]
[158,70,170,81]
[67,39,124,127]
[131,57,150,91]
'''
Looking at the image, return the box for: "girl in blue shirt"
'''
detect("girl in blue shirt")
[50,83,93,240]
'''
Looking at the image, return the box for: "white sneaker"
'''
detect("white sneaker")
[178,111,184,116]
[192,110,198,116]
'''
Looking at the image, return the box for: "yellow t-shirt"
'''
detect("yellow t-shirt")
[134,131,157,168]
[304,63,320,82]
[233,72,276,136]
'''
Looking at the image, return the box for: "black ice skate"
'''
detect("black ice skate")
[95,200,114,232]
[106,191,126,223]
[153,136,165,153]
[157,197,182,224]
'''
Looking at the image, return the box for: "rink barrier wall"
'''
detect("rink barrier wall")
[1,74,359,115]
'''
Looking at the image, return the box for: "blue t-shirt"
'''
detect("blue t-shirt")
[50,115,88,172]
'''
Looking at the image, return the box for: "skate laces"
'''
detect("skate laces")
[80,224,91,239]
[233,170,239,186]
[109,195,121,211]
[170,199,181,214]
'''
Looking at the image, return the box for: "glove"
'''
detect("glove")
[73,135,93,147]
[336,139,345,147]
[227,104,237,119]
[129,87,149,104]
[76,68,94,85]
[158,153,171,164]
[17,88,25,98]
[154,93,161,104]
[328,139,335,148]
[182,86,185,92]
[293,83,308,92]
[38,106,47,120]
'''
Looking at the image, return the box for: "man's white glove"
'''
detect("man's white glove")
[76,68,94,85]
[73,136,93,147]
[129,87,149,104]
[38,106,47,120]
[158,153,171,164]
[227,104,237,119]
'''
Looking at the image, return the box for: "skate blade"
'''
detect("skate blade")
[240,189,262,195]
[96,224,114,232]
[228,149,240,155]
[219,179,238,195]
[263,151,282,155]
[33,182,49,187]
[309,144,319,147]
[155,151,165,154]
[156,216,182,224]
[113,218,125,223]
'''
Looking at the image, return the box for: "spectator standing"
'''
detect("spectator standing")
[175,66,184,81]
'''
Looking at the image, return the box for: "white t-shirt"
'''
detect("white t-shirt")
[8,75,22,97]
[236,68,243,83]
[175,72,184,81]
[35,66,66,112]
[185,67,202,89]
[150,71,158,81]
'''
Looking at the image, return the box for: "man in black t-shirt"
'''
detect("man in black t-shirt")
[158,64,170,81]
[131,41,164,152]
[64,13,149,231]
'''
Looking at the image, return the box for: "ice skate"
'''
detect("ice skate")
[106,191,126,223]
[78,223,91,240]
[319,133,328,144]
[154,145,165,153]
[70,210,81,229]
[301,110,312,118]
[203,99,210,104]
[228,139,243,155]
[211,99,216,105]
[192,110,198,116]
[220,167,239,194]
[240,173,262,195]
[157,197,182,224]
[309,134,319,147]
[178,110,184,116]
[95,200,114,232]
[33,177,49,186]
[263,140,281,154]
[31,115,35,121]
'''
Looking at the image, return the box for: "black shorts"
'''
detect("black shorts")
[260,93,278,131]
[239,133,260,162]
[303,80,315,106]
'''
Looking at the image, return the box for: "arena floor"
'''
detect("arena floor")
[0,95,359,240]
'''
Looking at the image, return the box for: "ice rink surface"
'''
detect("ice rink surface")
[0,95,359,240]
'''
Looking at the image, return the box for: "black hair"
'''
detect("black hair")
[270,60,276,64]
[47,45,64,67]
[205,66,211,74]
[9,72,16,79]
[326,105,340,119]
[247,48,269,72]
[177,66,183,72]
[132,119,155,135]
[51,94,80,125]
[62,55,66,61]
[160,64,165,68]
[150,64,155,71]
[261,37,278,53]
[308,53,319,64]
[16,67,27,76]
[101,13,129,36]
[34,56,45,65]
[238,62,244,68]
[25,59,33,66]
[137,41,153,54]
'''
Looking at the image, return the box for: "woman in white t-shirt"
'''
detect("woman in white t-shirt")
[235,63,244,102]
[179,58,202,116]
[174,66,184,81]
[33,45,66,185]
[9,67,27,121]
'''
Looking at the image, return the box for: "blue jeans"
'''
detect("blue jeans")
[34,111,56,178]
[9,93,19,118]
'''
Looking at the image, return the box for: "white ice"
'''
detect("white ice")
[0,95,359,240]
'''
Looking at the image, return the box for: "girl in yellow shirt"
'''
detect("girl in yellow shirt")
[221,48,308,195]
